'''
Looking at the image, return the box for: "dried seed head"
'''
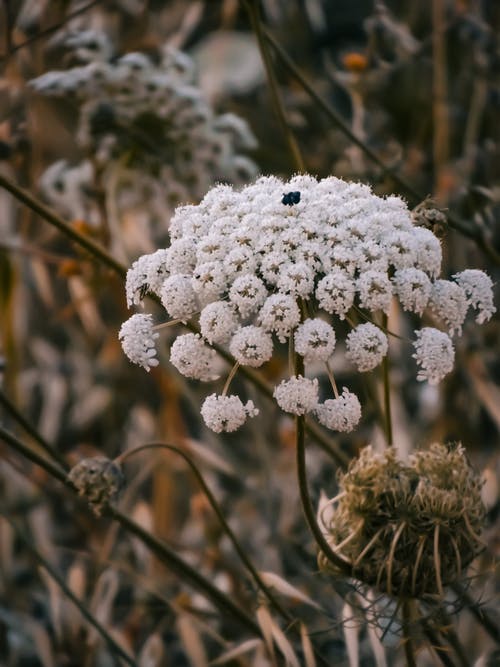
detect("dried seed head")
[319,444,485,598]
[68,457,124,516]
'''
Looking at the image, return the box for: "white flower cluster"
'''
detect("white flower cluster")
[119,175,496,432]
[30,30,257,214]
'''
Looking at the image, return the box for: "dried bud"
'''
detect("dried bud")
[68,457,124,516]
[412,200,448,238]
[319,443,485,598]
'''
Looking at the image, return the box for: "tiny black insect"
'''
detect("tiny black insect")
[281,191,301,206]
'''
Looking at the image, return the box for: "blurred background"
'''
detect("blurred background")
[0,1,499,665]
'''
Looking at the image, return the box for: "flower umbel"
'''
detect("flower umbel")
[119,175,495,432]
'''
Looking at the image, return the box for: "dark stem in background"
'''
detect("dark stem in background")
[245,0,305,173]
[419,617,457,667]
[263,28,500,265]
[381,313,393,447]
[402,599,418,667]
[0,425,260,638]
[1,513,137,667]
[0,389,67,469]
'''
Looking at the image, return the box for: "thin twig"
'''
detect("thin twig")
[1,513,137,667]
[381,313,393,446]
[245,0,305,172]
[0,172,126,279]
[420,617,457,667]
[0,389,68,469]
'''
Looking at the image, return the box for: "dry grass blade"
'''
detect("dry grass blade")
[177,614,209,667]
[138,633,164,667]
[256,605,277,665]
[210,639,263,665]
[342,602,360,667]
[300,623,316,667]
[259,571,323,611]
[269,618,301,667]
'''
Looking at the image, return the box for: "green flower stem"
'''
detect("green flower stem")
[245,0,305,173]
[0,172,127,279]
[1,513,137,667]
[0,389,68,469]
[0,425,260,637]
[262,28,500,265]
[402,599,417,667]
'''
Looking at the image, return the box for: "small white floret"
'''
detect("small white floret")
[229,326,273,367]
[199,301,239,344]
[273,376,319,415]
[453,269,496,325]
[201,394,259,433]
[345,323,388,372]
[170,333,219,381]
[413,327,455,385]
[118,313,159,371]
[258,293,301,342]
[429,279,468,335]
[294,318,336,362]
[315,388,361,432]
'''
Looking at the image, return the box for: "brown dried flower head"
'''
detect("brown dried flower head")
[319,443,485,598]
[68,456,124,516]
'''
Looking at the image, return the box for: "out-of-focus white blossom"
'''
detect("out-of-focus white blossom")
[201,394,258,433]
[118,314,159,371]
[413,327,455,385]
[273,376,319,415]
[345,323,388,372]
[453,269,496,324]
[315,388,361,432]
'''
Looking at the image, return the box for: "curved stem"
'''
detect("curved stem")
[245,0,304,172]
[222,362,240,396]
[116,442,291,622]
[434,524,444,597]
[295,413,352,576]
[1,513,137,667]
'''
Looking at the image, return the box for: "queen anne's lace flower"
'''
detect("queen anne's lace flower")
[119,314,159,371]
[119,174,494,431]
[258,293,301,343]
[170,333,219,381]
[345,323,388,372]
[429,279,468,335]
[229,274,267,317]
[315,388,361,432]
[201,394,259,433]
[294,319,336,362]
[453,269,496,324]
[199,301,239,344]
[413,327,455,385]
[229,326,273,367]
[160,274,198,321]
[125,249,170,306]
[316,269,355,319]
[392,268,431,314]
[357,270,393,313]
[273,376,319,415]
